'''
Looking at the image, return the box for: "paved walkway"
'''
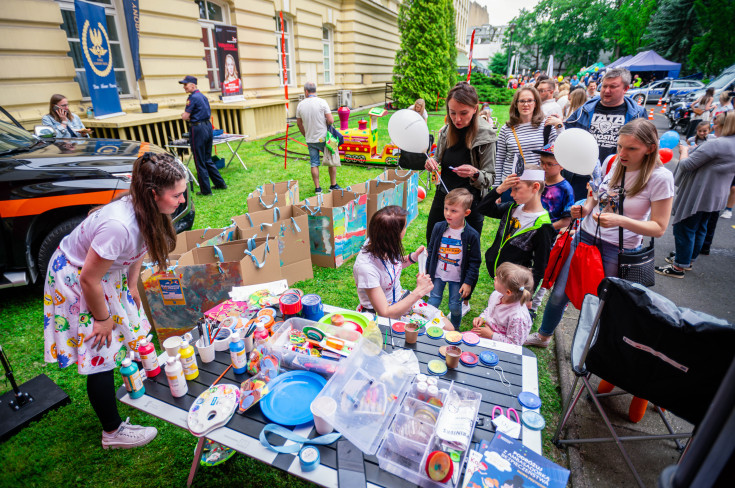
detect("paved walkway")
[547,112,734,487]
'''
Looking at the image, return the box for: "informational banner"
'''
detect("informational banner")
[74,0,124,118]
[215,25,243,102]
[121,0,141,80]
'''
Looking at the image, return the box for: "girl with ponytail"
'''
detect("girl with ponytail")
[471,262,534,345]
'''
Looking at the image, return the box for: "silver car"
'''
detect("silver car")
[626,79,705,105]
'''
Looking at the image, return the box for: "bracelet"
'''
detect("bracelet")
[94,311,111,321]
[408,252,416,264]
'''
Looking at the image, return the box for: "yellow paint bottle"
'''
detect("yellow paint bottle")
[179,339,199,381]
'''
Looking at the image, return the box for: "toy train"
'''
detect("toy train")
[336,107,399,166]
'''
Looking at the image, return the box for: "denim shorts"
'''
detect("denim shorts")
[307,142,325,168]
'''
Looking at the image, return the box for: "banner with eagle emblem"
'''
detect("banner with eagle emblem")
[74,0,124,118]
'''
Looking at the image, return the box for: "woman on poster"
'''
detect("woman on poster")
[222,53,242,95]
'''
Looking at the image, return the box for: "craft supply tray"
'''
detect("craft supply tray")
[313,341,481,488]
[268,318,362,377]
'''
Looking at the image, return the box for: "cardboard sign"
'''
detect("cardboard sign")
[247,180,299,212]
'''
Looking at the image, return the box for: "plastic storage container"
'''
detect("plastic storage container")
[313,340,482,488]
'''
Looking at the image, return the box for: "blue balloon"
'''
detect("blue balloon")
[659,131,680,150]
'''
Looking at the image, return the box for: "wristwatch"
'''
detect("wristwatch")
[555,123,563,129]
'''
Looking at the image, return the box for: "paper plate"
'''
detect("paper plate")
[461,331,480,346]
[459,352,479,367]
[259,371,327,426]
[444,331,462,345]
[427,359,447,376]
[479,351,499,367]
[426,326,444,339]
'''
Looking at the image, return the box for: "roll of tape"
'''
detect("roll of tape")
[301,294,324,321]
[279,293,302,316]
[299,445,320,471]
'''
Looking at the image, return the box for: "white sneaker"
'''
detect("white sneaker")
[721,209,732,219]
[102,417,157,449]
[524,332,552,348]
[461,301,471,317]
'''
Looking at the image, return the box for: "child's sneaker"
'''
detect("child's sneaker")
[721,209,732,219]
[101,418,157,449]
[461,301,471,317]
[524,332,551,348]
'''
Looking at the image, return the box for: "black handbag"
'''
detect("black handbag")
[617,168,655,286]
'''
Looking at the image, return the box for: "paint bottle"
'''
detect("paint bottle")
[179,339,199,380]
[120,351,145,399]
[137,334,160,377]
[230,332,248,374]
[165,354,188,398]
[415,382,428,402]
[427,385,440,404]
[253,324,269,346]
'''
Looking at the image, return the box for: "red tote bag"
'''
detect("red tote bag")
[565,240,605,310]
[542,225,573,289]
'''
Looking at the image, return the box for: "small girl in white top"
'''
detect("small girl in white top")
[471,262,534,345]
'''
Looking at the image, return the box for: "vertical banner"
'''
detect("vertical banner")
[121,0,140,80]
[215,25,243,102]
[74,0,124,118]
[467,29,475,83]
[279,12,289,169]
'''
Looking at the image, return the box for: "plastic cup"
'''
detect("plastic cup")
[196,338,215,363]
[243,334,254,353]
[163,336,183,358]
[311,396,337,435]
[404,323,419,344]
[445,346,462,369]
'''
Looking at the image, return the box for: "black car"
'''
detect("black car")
[0,119,195,288]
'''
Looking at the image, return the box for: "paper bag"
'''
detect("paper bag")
[347,178,405,231]
[231,205,313,284]
[170,224,238,260]
[247,180,299,211]
[377,169,419,224]
[299,191,368,268]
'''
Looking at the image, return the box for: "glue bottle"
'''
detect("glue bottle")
[230,331,248,374]
[120,351,145,399]
[137,334,160,377]
[253,324,269,347]
[179,339,199,380]
[165,354,188,398]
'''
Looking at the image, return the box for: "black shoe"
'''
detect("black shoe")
[699,248,710,255]
[315,187,322,193]
[329,184,342,191]
[213,184,227,190]
[196,191,212,196]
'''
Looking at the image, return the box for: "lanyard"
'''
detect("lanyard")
[380,259,397,304]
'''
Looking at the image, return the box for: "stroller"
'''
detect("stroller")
[553,277,735,487]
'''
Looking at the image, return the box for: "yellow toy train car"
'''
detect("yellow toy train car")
[337,107,399,166]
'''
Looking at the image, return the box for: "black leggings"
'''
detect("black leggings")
[425,190,484,243]
[87,370,122,432]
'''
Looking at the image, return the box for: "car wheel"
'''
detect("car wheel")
[37,215,85,282]
[634,94,646,105]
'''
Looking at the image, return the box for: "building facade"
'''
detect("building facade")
[467,0,488,28]
[465,23,508,72]
[453,0,469,55]
[0,0,402,141]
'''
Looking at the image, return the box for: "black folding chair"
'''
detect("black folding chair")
[553,277,735,487]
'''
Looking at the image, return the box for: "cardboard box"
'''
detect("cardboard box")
[247,180,299,212]
[377,169,419,225]
[347,178,405,231]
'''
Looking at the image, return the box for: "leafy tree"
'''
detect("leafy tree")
[489,50,509,75]
[688,0,735,75]
[643,0,702,68]
[392,0,458,108]
[606,0,657,57]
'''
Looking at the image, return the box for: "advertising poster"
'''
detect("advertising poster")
[74,0,124,118]
[215,25,244,102]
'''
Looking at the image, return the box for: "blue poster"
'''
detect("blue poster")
[121,0,141,80]
[74,0,124,118]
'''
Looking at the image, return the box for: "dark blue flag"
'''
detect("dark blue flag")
[121,0,141,81]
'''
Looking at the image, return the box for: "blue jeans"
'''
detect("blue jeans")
[673,211,710,267]
[307,142,325,168]
[539,229,640,337]
[427,279,462,330]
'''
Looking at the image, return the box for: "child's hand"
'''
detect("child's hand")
[472,317,485,328]
[497,174,520,193]
[415,273,434,297]
[570,205,583,219]
[459,284,471,298]
[412,245,425,262]
[472,324,494,339]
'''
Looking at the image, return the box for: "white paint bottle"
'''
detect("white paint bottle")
[165,353,188,398]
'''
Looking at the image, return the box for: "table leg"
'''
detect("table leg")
[187,437,206,487]
[226,139,247,170]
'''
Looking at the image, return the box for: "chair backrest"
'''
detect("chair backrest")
[583,278,734,425]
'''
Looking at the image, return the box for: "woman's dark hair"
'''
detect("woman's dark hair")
[700,87,716,106]
[48,94,69,123]
[131,152,187,270]
[364,205,407,263]
[507,87,544,128]
[445,82,479,149]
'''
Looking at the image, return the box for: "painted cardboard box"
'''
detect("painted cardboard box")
[347,178,405,231]
[246,180,299,212]
[377,169,419,225]
[299,190,368,268]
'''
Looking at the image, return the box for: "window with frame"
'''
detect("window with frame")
[196,0,229,90]
[322,26,334,85]
[57,0,133,98]
[275,14,294,86]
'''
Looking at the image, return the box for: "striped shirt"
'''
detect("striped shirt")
[496,119,558,181]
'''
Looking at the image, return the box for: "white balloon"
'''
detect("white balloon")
[388,109,430,154]
[553,128,599,175]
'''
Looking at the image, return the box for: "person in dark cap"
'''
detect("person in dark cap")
[179,75,226,196]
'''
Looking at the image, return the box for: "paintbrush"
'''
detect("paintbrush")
[388,317,394,348]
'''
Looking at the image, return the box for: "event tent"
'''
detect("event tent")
[617,50,681,78]
[606,55,633,69]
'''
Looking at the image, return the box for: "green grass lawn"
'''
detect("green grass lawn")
[0,106,564,487]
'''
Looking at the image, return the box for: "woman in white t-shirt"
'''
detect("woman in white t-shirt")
[353,206,454,330]
[526,118,674,349]
[43,152,187,449]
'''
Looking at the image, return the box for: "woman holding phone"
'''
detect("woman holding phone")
[42,94,91,138]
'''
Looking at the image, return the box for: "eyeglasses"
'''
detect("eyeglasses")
[58,103,69,107]
[518,99,535,105]
[539,161,559,167]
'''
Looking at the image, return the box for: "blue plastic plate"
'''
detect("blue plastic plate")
[259,371,327,426]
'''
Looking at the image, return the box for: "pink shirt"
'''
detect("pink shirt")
[479,291,532,346]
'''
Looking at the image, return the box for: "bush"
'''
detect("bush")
[453,72,515,104]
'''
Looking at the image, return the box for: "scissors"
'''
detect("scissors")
[492,406,520,424]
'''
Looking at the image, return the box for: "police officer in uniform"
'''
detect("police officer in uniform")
[179,75,227,195]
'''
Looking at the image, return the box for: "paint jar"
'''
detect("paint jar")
[230,332,248,374]
[179,340,199,381]
[120,351,145,399]
[137,334,160,377]
[445,346,462,369]
[165,354,187,398]
[404,323,419,344]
